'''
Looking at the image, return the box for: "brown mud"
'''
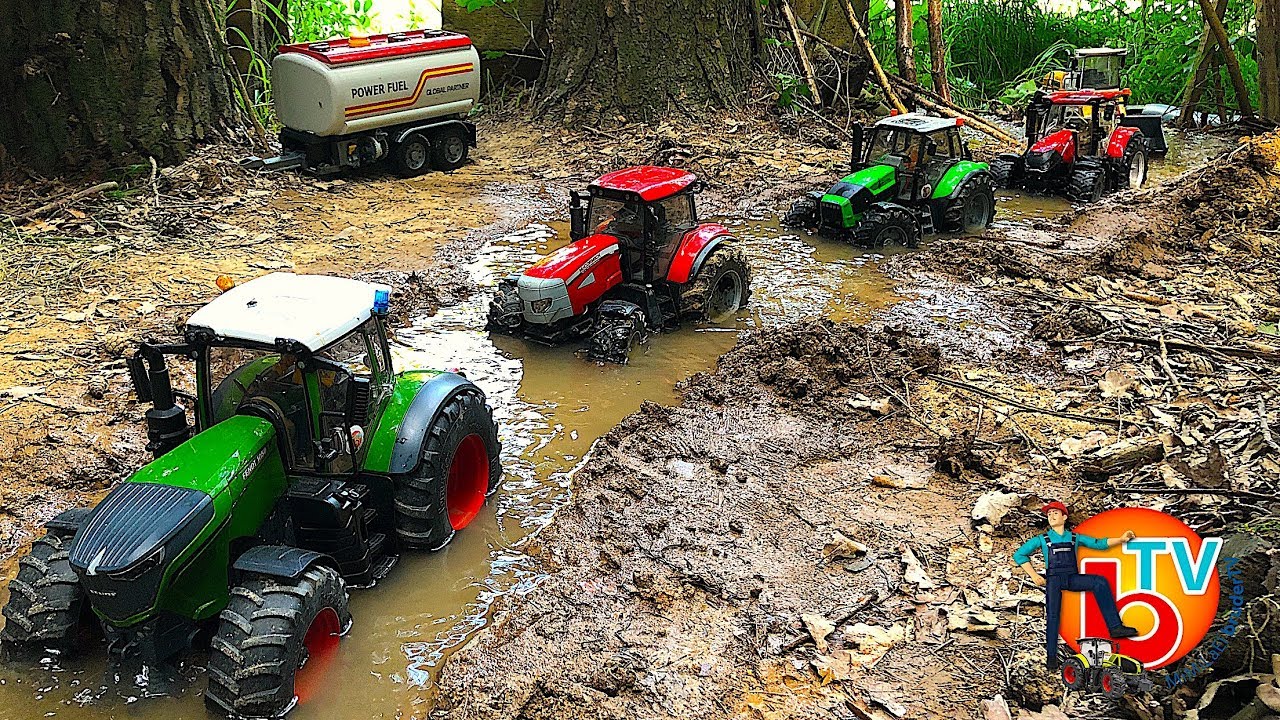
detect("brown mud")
[0,115,1274,720]
[436,133,1280,720]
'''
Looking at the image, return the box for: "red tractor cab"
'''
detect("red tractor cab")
[487,166,752,363]
[991,88,1153,202]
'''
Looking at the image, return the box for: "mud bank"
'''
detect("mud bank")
[436,134,1280,719]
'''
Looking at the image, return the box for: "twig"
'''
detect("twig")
[15,182,119,221]
[928,374,1131,426]
[780,592,882,652]
[781,0,822,108]
[1113,487,1278,502]
[835,0,907,113]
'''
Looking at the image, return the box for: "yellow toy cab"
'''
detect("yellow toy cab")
[1062,637,1154,699]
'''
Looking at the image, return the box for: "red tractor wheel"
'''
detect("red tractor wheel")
[680,247,751,322]
[1066,165,1105,202]
[1115,140,1149,190]
[1100,666,1128,700]
[1060,655,1087,691]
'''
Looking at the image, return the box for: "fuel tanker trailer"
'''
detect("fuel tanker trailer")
[243,30,481,176]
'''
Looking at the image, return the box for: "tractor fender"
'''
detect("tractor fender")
[667,224,733,285]
[1106,126,1142,158]
[233,545,336,581]
[386,372,481,475]
[44,507,92,536]
[931,161,991,200]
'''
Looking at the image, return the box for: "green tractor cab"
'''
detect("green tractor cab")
[1,273,502,718]
[783,113,996,247]
[1061,637,1154,699]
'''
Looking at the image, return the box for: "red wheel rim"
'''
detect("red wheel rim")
[294,607,341,704]
[1101,673,1113,693]
[447,433,489,531]
[1062,664,1077,685]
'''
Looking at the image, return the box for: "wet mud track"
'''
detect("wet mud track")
[0,117,1255,720]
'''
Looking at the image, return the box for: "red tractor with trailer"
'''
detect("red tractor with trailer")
[990,88,1151,202]
[487,166,752,363]
[244,29,480,176]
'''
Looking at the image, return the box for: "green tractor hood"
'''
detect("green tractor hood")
[819,164,897,229]
[69,415,289,625]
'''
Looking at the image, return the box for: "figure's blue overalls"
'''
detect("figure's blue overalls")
[1043,532,1126,666]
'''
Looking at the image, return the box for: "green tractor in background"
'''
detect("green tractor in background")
[0,273,502,718]
[783,113,996,247]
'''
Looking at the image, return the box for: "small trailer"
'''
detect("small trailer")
[244,29,481,176]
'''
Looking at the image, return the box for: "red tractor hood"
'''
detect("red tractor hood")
[525,233,620,282]
[1031,128,1076,158]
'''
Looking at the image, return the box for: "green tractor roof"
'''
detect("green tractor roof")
[872,112,963,134]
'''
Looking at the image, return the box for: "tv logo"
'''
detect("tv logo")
[1061,508,1222,670]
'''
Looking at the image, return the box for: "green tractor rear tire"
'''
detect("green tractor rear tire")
[205,565,350,718]
[781,195,819,228]
[393,391,502,550]
[940,175,996,233]
[0,532,84,657]
[853,204,920,249]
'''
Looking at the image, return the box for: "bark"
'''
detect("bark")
[1259,0,1280,121]
[1195,0,1255,118]
[0,0,249,172]
[1178,0,1229,127]
[537,0,756,118]
[925,0,950,102]
[837,0,907,112]
[226,0,289,85]
[894,0,918,86]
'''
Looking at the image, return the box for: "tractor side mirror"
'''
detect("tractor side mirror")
[850,124,865,170]
[569,190,591,241]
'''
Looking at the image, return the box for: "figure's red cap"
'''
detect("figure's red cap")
[1041,501,1069,515]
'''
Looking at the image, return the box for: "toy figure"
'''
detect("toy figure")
[1013,501,1140,669]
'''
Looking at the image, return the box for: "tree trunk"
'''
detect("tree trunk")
[537,0,756,119]
[1195,0,1255,118]
[925,0,950,101]
[1179,0,1229,127]
[1259,0,1280,121]
[226,0,289,85]
[0,0,249,172]
[894,0,918,86]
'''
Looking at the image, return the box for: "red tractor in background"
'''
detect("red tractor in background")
[487,166,752,363]
[990,88,1151,202]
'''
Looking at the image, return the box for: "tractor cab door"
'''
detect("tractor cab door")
[588,195,646,280]
[647,193,696,282]
[918,129,961,199]
[892,133,928,203]
[206,346,317,470]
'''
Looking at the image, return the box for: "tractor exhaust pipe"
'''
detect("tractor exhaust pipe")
[850,124,864,171]
[127,343,192,457]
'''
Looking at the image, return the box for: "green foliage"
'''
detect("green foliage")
[774,72,812,108]
[291,0,375,42]
[865,0,1259,110]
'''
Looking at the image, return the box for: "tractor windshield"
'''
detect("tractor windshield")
[587,196,645,241]
[865,128,920,170]
[207,346,314,466]
[1078,54,1123,89]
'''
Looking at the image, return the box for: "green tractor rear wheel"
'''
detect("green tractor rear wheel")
[1060,655,1088,690]
[852,204,920,249]
[941,175,996,233]
[205,565,350,718]
[0,532,84,657]
[393,391,502,550]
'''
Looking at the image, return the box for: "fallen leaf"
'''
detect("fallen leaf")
[1060,429,1110,457]
[971,490,1022,527]
[980,694,1013,720]
[823,531,868,561]
[802,613,835,653]
[0,385,45,399]
[901,545,936,589]
[1099,369,1135,398]
[57,311,87,322]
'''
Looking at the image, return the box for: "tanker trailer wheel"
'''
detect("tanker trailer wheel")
[205,565,350,718]
[393,391,502,550]
[393,133,431,177]
[430,126,470,171]
[680,247,752,322]
[0,531,85,657]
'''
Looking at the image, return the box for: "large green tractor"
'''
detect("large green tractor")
[783,113,996,246]
[0,273,502,717]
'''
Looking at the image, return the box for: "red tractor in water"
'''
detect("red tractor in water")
[991,88,1150,202]
[487,166,752,363]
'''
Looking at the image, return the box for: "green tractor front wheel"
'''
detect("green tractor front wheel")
[852,204,921,249]
[393,391,502,550]
[1060,655,1088,691]
[205,565,350,718]
[0,531,84,657]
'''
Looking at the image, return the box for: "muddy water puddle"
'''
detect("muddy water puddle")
[0,215,904,720]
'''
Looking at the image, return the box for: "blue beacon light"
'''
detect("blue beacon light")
[373,288,391,314]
